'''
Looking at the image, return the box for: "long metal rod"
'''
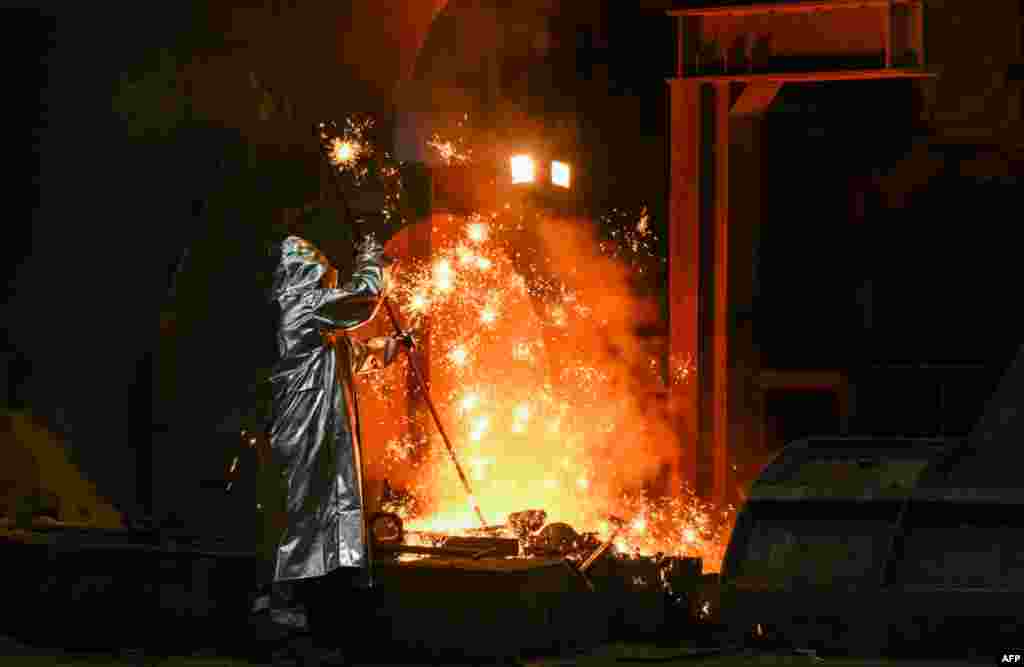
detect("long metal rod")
[383,298,487,528]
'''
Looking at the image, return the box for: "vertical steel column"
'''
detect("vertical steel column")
[668,80,703,489]
[711,82,730,509]
[882,0,894,67]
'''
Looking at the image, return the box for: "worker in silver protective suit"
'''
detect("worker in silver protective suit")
[265,233,408,657]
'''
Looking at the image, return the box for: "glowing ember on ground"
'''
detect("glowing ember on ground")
[369,207,734,572]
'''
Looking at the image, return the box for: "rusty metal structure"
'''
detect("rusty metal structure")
[665,0,935,508]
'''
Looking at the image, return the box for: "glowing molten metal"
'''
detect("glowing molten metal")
[366,212,733,571]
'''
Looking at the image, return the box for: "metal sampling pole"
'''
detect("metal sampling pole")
[317,128,487,528]
[381,298,487,528]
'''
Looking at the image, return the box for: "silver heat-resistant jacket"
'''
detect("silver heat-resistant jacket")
[267,235,398,586]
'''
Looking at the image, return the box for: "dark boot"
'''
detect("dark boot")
[296,574,350,666]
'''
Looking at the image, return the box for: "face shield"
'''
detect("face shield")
[271,236,331,299]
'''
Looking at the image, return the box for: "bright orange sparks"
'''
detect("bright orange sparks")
[456,245,475,266]
[470,416,489,441]
[385,210,734,572]
[330,139,359,166]
[434,259,455,293]
[447,346,468,366]
[460,392,479,412]
[466,222,489,243]
[408,291,430,314]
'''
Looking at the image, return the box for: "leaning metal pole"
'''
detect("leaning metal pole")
[382,297,488,528]
[317,128,487,528]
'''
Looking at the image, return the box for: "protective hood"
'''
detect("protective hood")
[271,236,330,300]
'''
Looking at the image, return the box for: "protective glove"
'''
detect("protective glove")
[393,330,416,350]
[353,233,384,261]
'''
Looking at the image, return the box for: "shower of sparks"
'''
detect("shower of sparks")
[320,115,375,184]
[428,135,472,165]
[426,114,474,165]
[467,221,488,243]
[379,158,405,224]
[598,205,665,281]
[330,140,359,167]
[447,345,469,367]
[340,118,730,569]
[360,207,734,571]
[320,114,409,224]
[670,353,695,387]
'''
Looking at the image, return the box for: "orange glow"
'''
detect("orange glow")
[433,259,455,293]
[375,212,734,572]
[459,392,480,412]
[329,139,360,167]
[456,245,475,266]
[468,456,493,480]
[467,222,488,243]
[447,346,468,367]
[406,290,430,316]
[469,416,489,442]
